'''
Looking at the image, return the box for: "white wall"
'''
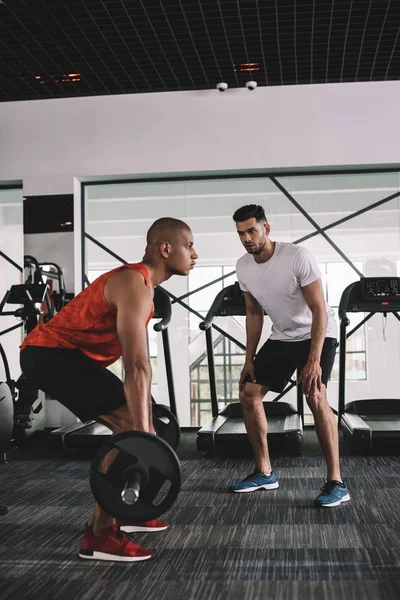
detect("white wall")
[0,189,23,384]
[0,81,399,197]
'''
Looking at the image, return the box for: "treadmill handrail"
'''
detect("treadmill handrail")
[199,286,234,331]
[338,281,358,323]
[153,286,172,332]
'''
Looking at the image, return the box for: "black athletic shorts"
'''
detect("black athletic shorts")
[249,337,337,393]
[20,346,126,423]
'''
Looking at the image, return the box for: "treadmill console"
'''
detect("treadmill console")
[361,277,400,301]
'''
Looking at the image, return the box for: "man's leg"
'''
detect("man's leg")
[302,336,351,507]
[231,340,298,492]
[91,405,134,535]
[239,382,271,474]
[306,386,341,482]
[20,347,153,560]
[231,382,280,493]
[307,387,350,507]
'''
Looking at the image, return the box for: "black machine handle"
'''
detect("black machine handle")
[338,281,358,323]
[40,262,67,314]
[0,342,12,387]
[199,287,232,331]
[24,255,43,285]
[153,287,172,332]
[39,262,65,290]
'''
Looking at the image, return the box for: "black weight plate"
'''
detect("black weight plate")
[152,404,180,450]
[90,431,181,522]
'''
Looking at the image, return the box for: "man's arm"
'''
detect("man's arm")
[106,269,154,431]
[244,292,264,361]
[299,278,328,396]
[239,292,264,387]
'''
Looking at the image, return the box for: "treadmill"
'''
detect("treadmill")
[196,282,303,455]
[49,286,177,451]
[339,276,400,452]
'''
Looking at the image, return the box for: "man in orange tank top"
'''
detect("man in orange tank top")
[20,217,198,562]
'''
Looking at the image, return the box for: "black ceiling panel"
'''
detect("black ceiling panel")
[1,0,399,102]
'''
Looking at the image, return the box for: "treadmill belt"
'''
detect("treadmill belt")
[363,415,400,432]
[216,416,287,438]
[72,423,111,437]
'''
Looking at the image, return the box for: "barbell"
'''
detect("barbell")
[90,430,181,522]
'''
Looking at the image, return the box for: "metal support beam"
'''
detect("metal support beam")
[270,176,363,278]
[295,190,400,245]
[0,250,23,273]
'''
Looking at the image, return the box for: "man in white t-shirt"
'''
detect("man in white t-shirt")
[231,204,350,507]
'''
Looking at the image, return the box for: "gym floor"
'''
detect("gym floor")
[1,430,400,600]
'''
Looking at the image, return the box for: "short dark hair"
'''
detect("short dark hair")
[146,217,190,245]
[232,204,268,224]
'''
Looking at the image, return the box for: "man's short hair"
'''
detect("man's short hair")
[232,205,268,224]
[146,217,190,245]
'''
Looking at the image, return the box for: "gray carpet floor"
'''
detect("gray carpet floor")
[1,430,400,600]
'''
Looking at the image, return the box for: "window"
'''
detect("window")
[190,336,245,427]
[188,266,244,427]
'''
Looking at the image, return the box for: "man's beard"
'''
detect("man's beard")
[245,239,266,255]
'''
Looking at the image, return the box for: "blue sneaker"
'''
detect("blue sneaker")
[314,480,350,507]
[231,469,279,493]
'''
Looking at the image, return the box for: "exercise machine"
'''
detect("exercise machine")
[0,342,15,459]
[196,282,304,455]
[0,280,50,438]
[0,256,70,439]
[49,286,179,452]
[339,276,400,452]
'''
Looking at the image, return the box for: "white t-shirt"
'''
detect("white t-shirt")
[236,242,337,341]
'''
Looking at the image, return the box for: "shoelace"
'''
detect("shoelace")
[243,469,267,481]
[320,480,343,494]
[108,529,127,547]
[242,470,258,481]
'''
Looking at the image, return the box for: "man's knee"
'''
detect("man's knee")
[306,387,328,413]
[239,383,266,408]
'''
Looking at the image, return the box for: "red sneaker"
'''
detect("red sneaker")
[116,519,168,534]
[79,525,152,562]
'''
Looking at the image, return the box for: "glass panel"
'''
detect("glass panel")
[326,262,364,306]
[216,382,226,400]
[331,352,367,381]
[329,195,400,269]
[280,172,399,230]
[86,181,186,272]
[188,266,223,313]
[199,383,211,399]
[222,266,237,289]
[215,365,225,380]
[199,365,209,379]
[231,354,245,364]
[84,172,400,426]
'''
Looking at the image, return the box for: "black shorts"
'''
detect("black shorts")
[20,346,126,423]
[251,337,337,393]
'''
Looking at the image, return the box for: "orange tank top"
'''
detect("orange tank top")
[20,263,154,368]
